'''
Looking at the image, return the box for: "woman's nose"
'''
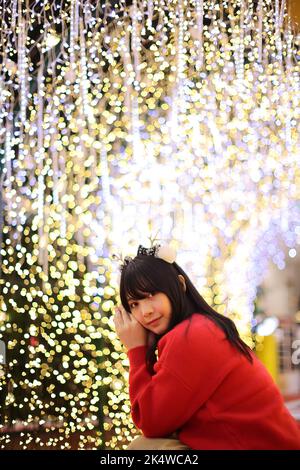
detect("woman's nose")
[140,300,153,317]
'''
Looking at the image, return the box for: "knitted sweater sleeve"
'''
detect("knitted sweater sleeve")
[127,320,236,438]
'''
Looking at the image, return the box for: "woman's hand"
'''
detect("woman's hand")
[113,305,148,351]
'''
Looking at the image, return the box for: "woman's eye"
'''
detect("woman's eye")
[129,293,155,308]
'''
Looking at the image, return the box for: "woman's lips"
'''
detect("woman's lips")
[147,317,161,325]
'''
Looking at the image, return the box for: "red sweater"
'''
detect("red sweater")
[128,313,300,449]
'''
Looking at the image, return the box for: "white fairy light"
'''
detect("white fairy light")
[147,0,153,27]
[36,64,45,267]
[120,24,142,161]
[177,0,185,83]
[275,0,283,64]
[286,17,293,69]
[195,0,204,70]
[18,19,27,125]
[131,0,141,85]
[99,145,112,207]
[45,31,60,49]
[131,94,143,162]
[11,0,17,32]
[257,0,263,64]
[69,0,76,69]
[4,127,12,225]
[237,2,245,82]
[79,18,93,120]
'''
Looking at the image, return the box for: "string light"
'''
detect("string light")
[195,0,204,70]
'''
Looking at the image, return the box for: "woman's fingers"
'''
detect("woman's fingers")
[113,305,148,350]
[114,305,131,323]
[113,307,122,328]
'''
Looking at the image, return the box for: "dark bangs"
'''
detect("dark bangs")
[120,264,159,313]
[120,255,184,317]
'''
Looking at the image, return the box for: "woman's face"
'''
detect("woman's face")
[127,291,172,335]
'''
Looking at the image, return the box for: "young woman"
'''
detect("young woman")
[113,243,300,450]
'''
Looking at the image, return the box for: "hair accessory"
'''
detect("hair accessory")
[111,252,133,271]
[137,243,177,264]
[111,231,177,271]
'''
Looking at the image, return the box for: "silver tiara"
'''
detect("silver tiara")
[111,233,177,271]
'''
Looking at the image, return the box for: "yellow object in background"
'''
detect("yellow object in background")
[289,0,300,29]
[255,334,279,385]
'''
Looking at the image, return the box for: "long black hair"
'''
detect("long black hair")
[120,254,253,372]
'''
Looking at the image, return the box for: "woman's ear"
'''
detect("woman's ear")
[178,274,186,292]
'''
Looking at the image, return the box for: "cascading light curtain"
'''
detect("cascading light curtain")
[0,0,299,449]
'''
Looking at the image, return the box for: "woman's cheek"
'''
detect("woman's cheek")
[132,312,142,323]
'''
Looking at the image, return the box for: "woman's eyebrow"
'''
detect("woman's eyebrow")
[127,292,148,302]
